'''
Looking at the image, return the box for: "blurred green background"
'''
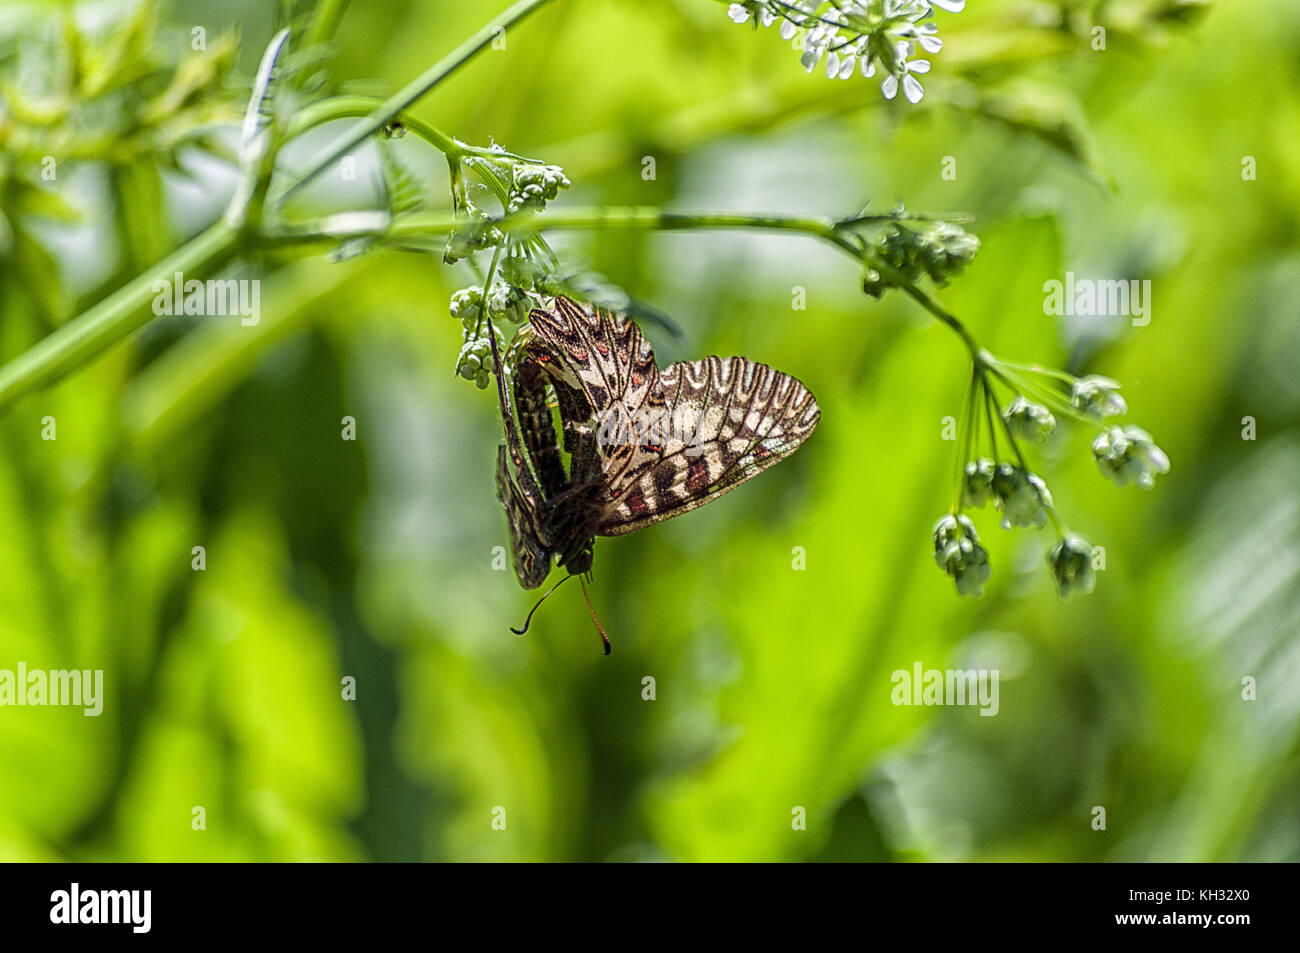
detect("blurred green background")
[1,0,1297,862]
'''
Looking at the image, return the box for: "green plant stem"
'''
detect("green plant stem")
[284,95,462,157]
[268,203,987,353]
[274,0,556,207]
[304,0,351,49]
[953,363,979,512]
[0,221,238,410]
[0,198,982,411]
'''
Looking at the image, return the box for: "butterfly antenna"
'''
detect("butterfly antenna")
[580,577,612,656]
[510,573,574,635]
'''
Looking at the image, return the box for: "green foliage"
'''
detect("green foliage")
[0,0,1294,864]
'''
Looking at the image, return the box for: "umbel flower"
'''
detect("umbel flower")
[930,351,1169,599]
[726,0,964,103]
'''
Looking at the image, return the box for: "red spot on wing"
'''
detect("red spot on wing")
[625,490,649,518]
[686,459,709,493]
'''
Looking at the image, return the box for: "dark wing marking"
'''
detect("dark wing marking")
[526,296,659,413]
[596,356,819,536]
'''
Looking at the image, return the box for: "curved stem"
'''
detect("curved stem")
[284,95,462,157]
[274,0,556,207]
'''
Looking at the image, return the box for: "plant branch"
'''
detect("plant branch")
[273,0,556,208]
[0,221,238,410]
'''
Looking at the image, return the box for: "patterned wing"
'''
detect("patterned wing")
[526,296,659,413]
[526,296,819,537]
[596,356,820,535]
[495,444,553,589]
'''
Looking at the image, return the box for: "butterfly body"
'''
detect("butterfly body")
[494,296,820,590]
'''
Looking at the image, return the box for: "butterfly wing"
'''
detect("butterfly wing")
[495,443,554,589]
[526,296,659,412]
[597,356,819,535]
[526,296,819,538]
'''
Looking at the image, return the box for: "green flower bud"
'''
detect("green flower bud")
[1071,375,1127,419]
[1003,395,1055,445]
[963,457,996,508]
[991,463,1053,530]
[1047,534,1096,600]
[932,513,991,597]
[1092,425,1170,489]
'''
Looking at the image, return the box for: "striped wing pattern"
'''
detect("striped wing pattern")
[526,297,820,538]
[598,356,820,534]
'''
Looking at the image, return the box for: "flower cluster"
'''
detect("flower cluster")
[507,163,571,215]
[725,0,964,103]
[455,320,507,390]
[443,210,504,264]
[860,219,980,298]
[449,280,535,387]
[932,354,1170,599]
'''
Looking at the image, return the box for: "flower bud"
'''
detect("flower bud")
[1047,534,1096,599]
[1071,375,1127,419]
[991,463,1053,529]
[962,457,995,508]
[932,513,991,597]
[1003,395,1055,445]
[1092,425,1171,489]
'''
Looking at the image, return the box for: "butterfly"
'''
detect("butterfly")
[488,296,820,651]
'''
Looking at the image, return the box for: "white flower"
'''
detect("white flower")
[881,56,931,103]
[930,0,966,11]
[727,3,750,24]
[917,22,943,53]
[780,19,798,39]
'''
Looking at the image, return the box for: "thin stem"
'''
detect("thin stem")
[952,364,978,513]
[284,95,461,157]
[0,221,238,410]
[987,362,1097,427]
[304,0,351,50]
[274,0,556,207]
[982,371,1000,462]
